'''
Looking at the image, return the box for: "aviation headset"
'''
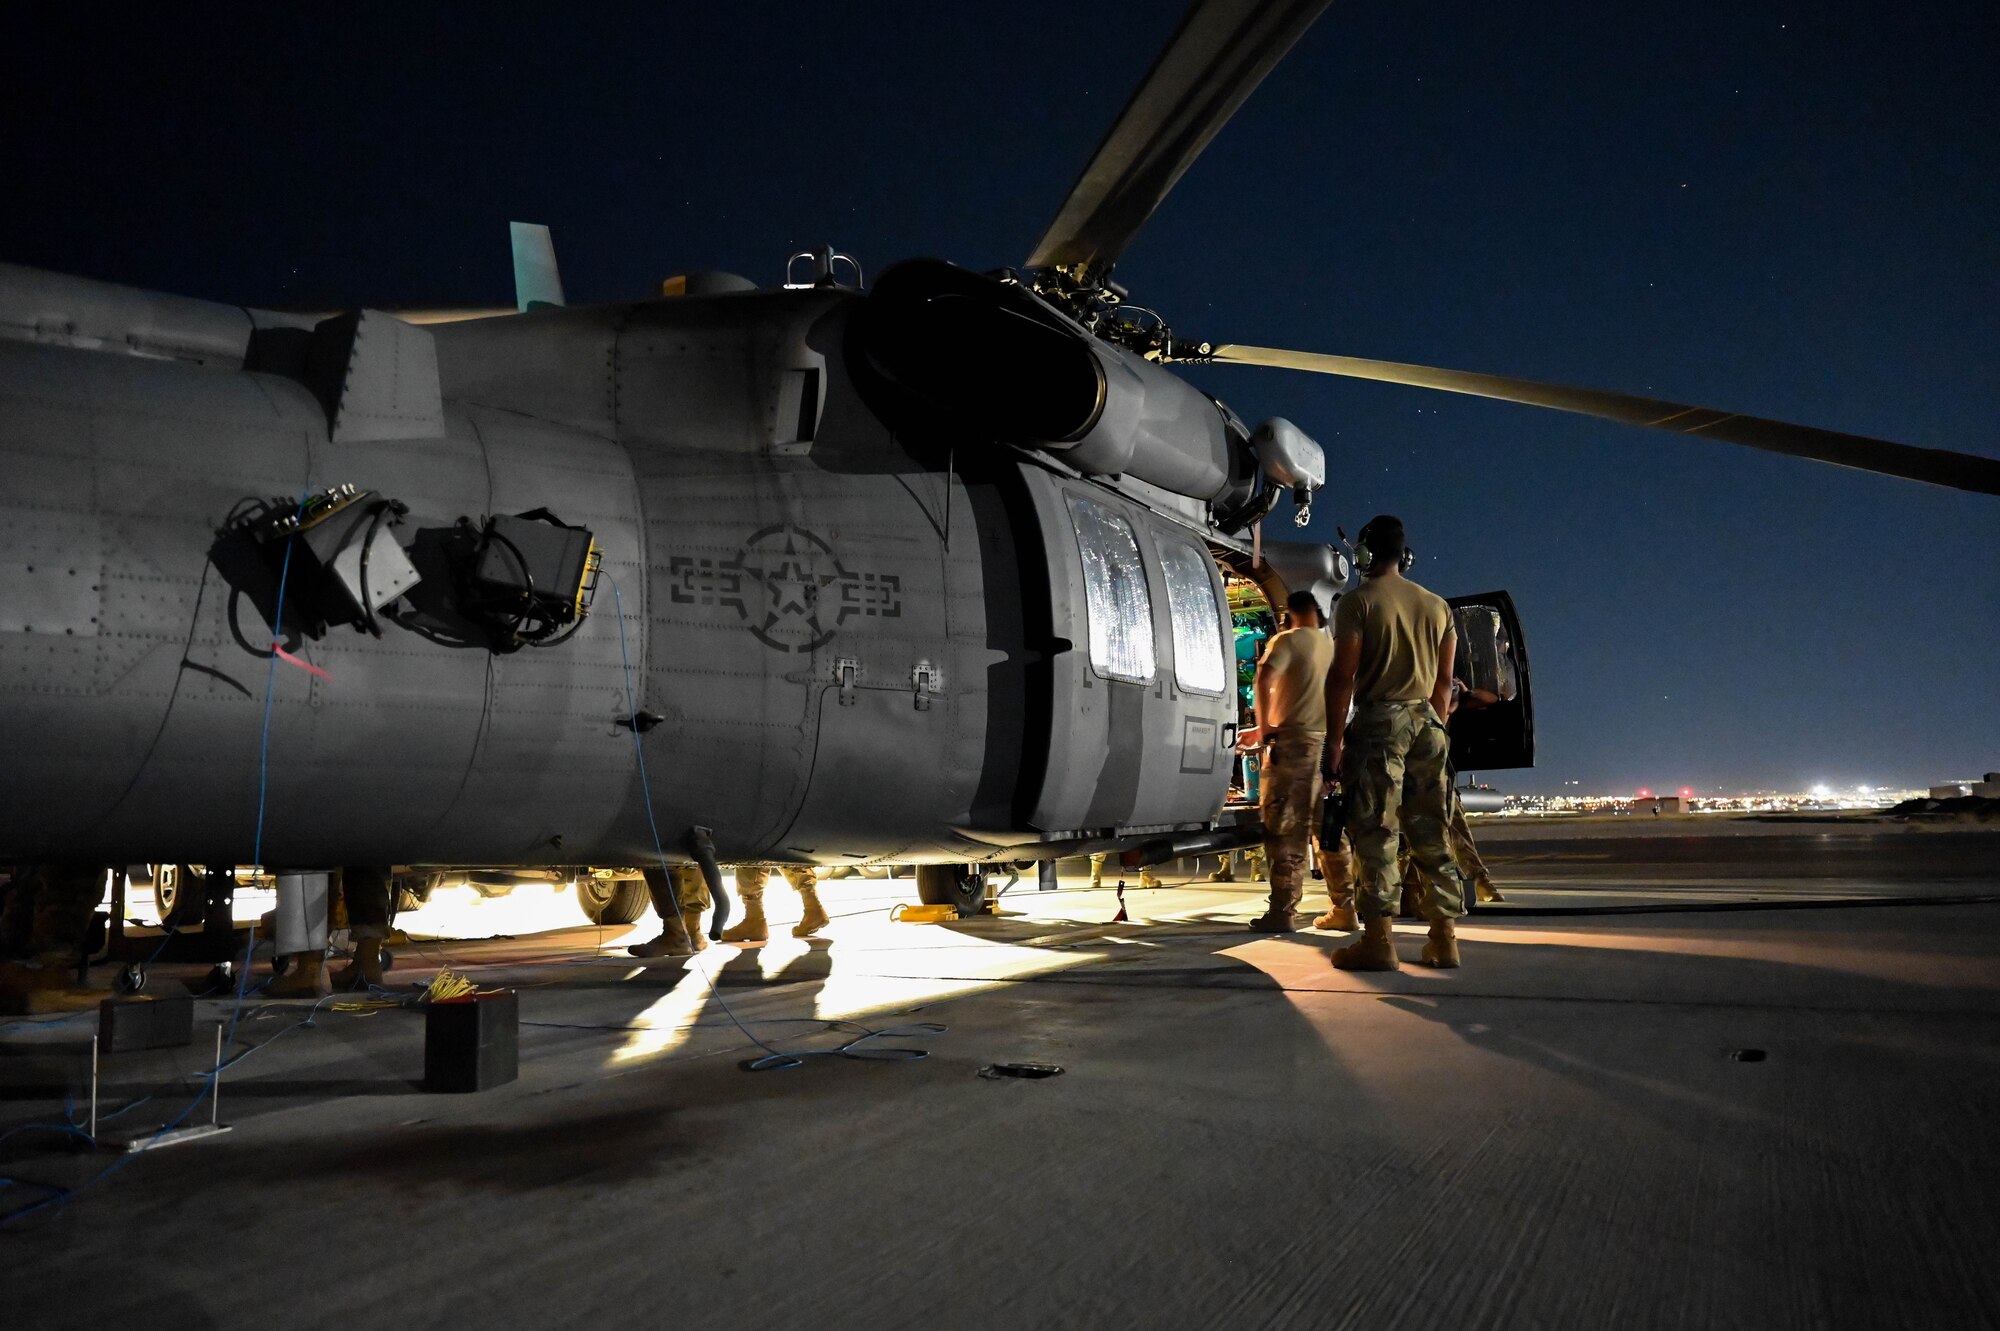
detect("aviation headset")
[1351,517,1416,573]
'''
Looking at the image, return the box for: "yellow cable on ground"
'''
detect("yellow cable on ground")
[420,969,476,1003]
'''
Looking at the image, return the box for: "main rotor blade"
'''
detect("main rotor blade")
[1204,344,2000,495]
[1025,0,1332,280]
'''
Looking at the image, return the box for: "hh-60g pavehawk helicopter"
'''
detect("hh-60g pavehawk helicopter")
[2,0,1995,923]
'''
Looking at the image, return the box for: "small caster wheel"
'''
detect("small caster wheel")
[377,948,395,974]
[116,962,147,994]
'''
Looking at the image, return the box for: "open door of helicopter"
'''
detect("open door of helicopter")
[1445,590,1534,771]
[1015,465,1236,837]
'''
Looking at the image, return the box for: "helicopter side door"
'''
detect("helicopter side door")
[1445,590,1534,771]
[1018,467,1235,835]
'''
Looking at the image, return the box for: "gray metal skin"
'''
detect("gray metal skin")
[0,262,1259,872]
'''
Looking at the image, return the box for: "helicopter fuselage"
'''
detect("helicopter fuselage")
[0,267,1251,871]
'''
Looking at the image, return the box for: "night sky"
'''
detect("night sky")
[4,2,1994,794]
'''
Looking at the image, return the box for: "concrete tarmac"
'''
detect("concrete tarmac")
[4,822,1999,1328]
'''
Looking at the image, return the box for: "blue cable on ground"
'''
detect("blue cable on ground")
[606,577,938,1072]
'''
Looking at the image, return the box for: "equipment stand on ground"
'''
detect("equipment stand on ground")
[96,1023,233,1153]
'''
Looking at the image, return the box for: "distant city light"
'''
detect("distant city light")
[1489,785,1922,818]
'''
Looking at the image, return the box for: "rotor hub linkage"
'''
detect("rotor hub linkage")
[1017,267,1226,366]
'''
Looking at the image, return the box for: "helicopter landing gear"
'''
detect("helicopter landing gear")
[575,876,649,926]
[915,865,990,918]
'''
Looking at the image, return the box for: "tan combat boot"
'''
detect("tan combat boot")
[1332,918,1399,971]
[721,899,768,944]
[1314,847,1357,930]
[333,938,386,990]
[1474,877,1505,904]
[680,907,709,953]
[267,951,329,997]
[629,914,695,958]
[1421,918,1461,968]
[1248,896,1302,933]
[1313,902,1359,931]
[793,884,830,938]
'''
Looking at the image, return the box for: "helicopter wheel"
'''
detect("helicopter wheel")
[575,877,649,926]
[915,865,989,918]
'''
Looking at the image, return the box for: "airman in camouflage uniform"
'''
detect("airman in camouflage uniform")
[1325,515,1470,970]
[1239,589,1336,932]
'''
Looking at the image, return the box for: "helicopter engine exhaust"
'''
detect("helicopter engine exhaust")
[853,259,1244,507]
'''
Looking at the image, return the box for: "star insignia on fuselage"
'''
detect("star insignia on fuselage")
[666,522,904,653]
[735,526,841,652]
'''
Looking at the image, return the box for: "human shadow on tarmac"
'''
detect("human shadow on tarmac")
[937,897,2000,1143]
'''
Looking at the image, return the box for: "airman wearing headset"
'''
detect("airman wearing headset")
[1323,514,1472,969]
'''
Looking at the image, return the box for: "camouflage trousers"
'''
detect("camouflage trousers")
[644,864,713,920]
[733,865,816,902]
[1318,829,1356,913]
[1397,782,1489,910]
[1259,730,1325,915]
[1342,701,1467,922]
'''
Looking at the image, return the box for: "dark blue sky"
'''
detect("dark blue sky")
[5,2,1995,793]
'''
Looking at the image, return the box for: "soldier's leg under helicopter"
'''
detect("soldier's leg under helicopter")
[721,866,831,943]
[0,864,104,993]
[721,865,772,943]
[630,864,711,959]
[332,866,394,990]
[787,867,830,937]
[1090,853,1162,892]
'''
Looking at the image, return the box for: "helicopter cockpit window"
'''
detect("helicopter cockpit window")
[1158,540,1226,694]
[1453,605,1517,701]
[1067,494,1155,683]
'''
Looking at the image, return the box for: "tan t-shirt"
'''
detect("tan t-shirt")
[1331,575,1455,704]
[1257,626,1334,735]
